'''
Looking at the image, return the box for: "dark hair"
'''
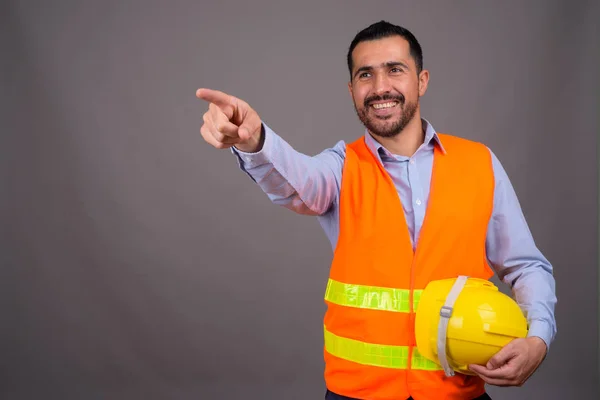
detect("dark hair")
[347,20,423,79]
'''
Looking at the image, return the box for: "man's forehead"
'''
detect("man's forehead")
[352,36,412,66]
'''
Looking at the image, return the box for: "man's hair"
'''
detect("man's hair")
[347,20,423,79]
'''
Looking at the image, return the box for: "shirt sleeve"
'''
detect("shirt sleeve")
[485,148,557,351]
[230,122,345,216]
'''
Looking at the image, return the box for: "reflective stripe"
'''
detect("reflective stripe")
[324,326,442,371]
[325,279,422,312]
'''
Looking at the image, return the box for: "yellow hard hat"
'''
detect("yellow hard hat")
[415,276,528,376]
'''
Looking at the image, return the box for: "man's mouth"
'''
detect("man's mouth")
[370,101,399,110]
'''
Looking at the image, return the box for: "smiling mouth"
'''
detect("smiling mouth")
[370,101,399,110]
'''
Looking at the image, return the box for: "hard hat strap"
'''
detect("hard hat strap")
[437,275,469,377]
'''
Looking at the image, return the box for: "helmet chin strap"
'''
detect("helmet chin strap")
[437,275,469,377]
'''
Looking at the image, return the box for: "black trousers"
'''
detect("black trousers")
[325,389,492,400]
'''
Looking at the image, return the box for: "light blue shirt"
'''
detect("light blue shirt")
[231,118,557,350]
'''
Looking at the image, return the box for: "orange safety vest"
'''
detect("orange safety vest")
[323,133,495,400]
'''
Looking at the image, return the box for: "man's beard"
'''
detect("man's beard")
[354,93,418,138]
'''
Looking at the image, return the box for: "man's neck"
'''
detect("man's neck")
[370,115,425,157]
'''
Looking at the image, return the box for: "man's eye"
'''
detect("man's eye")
[360,72,371,78]
[391,67,402,73]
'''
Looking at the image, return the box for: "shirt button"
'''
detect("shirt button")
[416,199,422,206]
[410,159,415,165]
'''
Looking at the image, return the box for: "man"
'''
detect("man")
[196,21,556,400]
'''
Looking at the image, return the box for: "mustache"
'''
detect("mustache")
[364,93,405,107]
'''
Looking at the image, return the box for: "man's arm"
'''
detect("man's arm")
[231,123,345,216]
[469,149,557,386]
[485,149,557,348]
[197,88,344,216]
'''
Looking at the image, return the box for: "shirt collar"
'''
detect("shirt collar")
[363,118,447,162]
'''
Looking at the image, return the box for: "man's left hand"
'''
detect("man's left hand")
[468,337,547,387]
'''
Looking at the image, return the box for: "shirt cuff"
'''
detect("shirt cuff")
[230,122,273,169]
[527,319,554,353]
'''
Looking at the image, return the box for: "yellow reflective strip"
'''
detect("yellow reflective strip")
[411,348,443,371]
[324,326,442,371]
[324,326,409,369]
[325,279,422,312]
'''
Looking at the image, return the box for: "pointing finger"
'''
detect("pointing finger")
[197,88,235,119]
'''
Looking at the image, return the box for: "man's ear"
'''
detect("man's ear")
[418,69,430,97]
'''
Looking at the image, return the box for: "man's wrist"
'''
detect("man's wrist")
[526,336,548,356]
[234,124,265,153]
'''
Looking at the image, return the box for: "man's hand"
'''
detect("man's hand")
[468,337,547,387]
[196,88,264,153]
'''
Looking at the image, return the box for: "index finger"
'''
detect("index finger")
[196,88,234,110]
[468,363,514,379]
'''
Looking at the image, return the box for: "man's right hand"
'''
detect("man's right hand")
[196,88,264,153]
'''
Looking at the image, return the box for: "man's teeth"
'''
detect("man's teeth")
[372,102,397,109]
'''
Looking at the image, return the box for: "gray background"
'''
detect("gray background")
[2,0,598,399]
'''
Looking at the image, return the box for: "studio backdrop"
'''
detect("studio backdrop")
[2,0,598,399]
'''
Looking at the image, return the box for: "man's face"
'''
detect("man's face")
[348,36,428,138]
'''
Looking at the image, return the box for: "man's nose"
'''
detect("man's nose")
[373,73,392,94]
